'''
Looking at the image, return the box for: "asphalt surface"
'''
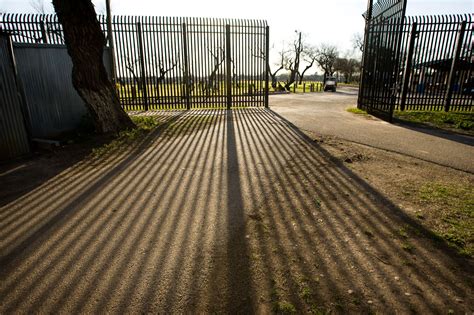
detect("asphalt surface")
[270,87,474,173]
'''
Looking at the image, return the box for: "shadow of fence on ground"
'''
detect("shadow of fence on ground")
[0,108,472,313]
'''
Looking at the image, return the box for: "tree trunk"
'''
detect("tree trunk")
[52,0,134,133]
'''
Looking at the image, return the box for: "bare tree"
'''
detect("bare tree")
[315,44,339,80]
[253,45,286,90]
[284,31,304,90]
[270,49,287,90]
[52,0,134,133]
[299,45,317,84]
[155,58,178,83]
[201,47,225,95]
[30,0,47,13]
[124,57,141,87]
[334,56,360,83]
[352,33,364,52]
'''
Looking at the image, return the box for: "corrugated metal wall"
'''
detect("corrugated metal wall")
[0,35,30,161]
[13,44,111,138]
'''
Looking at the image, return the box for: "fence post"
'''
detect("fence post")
[264,25,270,108]
[400,22,417,111]
[303,83,306,93]
[358,0,374,109]
[39,20,48,44]
[182,23,191,110]
[105,0,117,84]
[444,21,466,112]
[225,24,232,110]
[136,21,148,111]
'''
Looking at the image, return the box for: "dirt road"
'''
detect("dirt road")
[1,109,472,313]
[271,87,474,173]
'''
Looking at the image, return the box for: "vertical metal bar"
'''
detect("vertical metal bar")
[143,16,153,109]
[163,17,170,109]
[39,19,48,43]
[171,18,180,109]
[444,21,466,112]
[460,17,473,110]
[400,22,417,111]
[137,21,148,111]
[116,15,127,109]
[226,24,232,109]
[358,0,374,109]
[126,16,135,110]
[239,19,244,107]
[264,25,270,108]
[168,17,176,108]
[157,17,165,109]
[105,0,116,84]
[5,33,32,141]
[181,22,191,110]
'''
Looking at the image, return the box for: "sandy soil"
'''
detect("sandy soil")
[0,108,472,314]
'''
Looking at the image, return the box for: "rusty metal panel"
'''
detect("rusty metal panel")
[0,35,30,161]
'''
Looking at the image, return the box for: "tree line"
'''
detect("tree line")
[269,31,362,91]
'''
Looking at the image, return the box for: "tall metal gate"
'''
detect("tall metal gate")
[358,0,407,120]
[1,14,269,111]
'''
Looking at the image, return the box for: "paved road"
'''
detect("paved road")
[270,87,474,173]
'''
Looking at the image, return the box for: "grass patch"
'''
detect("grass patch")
[394,110,474,134]
[300,287,312,302]
[91,116,161,157]
[401,242,414,252]
[273,301,297,314]
[417,182,474,256]
[347,107,369,116]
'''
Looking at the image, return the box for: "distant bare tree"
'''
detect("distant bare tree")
[202,47,225,95]
[155,57,178,83]
[284,31,304,90]
[253,45,286,90]
[315,44,339,80]
[334,56,360,83]
[270,48,287,90]
[352,33,364,52]
[299,45,317,84]
[29,0,52,14]
[124,57,141,88]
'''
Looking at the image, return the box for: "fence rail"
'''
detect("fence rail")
[1,14,269,110]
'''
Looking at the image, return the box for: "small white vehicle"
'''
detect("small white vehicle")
[323,77,337,92]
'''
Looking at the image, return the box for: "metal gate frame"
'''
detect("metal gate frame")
[358,0,407,121]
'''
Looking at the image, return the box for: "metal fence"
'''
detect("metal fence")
[359,1,473,119]
[13,43,111,138]
[358,0,407,120]
[1,14,269,111]
[399,14,473,111]
[0,34,30,161]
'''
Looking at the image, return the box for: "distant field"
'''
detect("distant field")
[115,80,327,101]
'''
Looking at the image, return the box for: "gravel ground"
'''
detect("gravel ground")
[0,107,472,313]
